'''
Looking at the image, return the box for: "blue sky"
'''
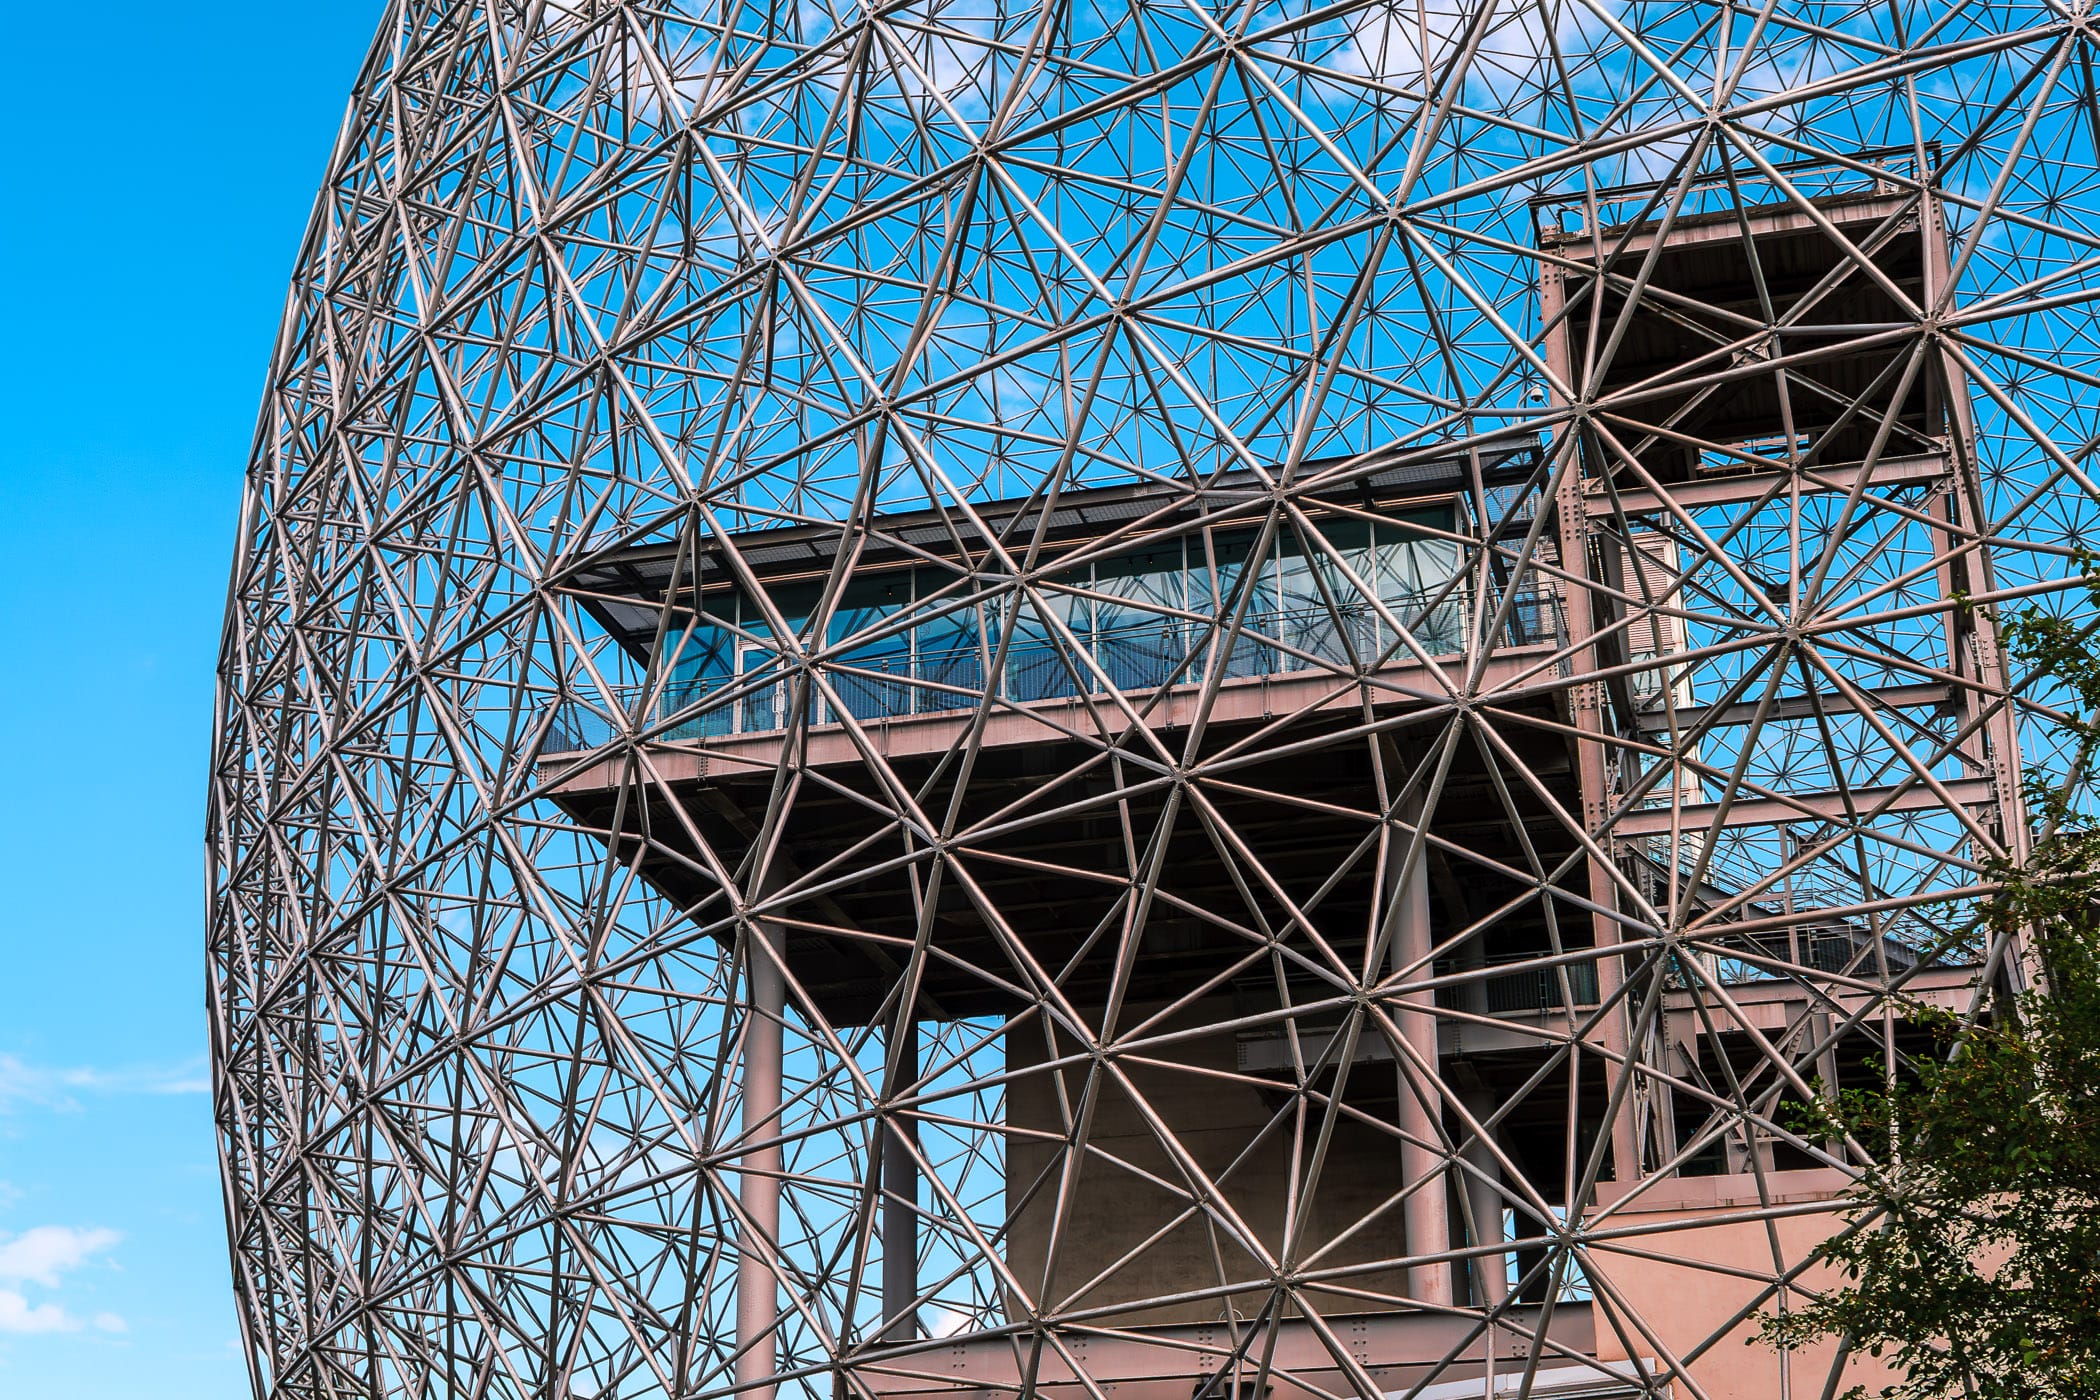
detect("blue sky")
[0,3,382,1395]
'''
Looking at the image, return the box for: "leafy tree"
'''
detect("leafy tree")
[1760,586,2100,1399]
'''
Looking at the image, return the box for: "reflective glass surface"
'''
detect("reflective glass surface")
[655,508,1490,735]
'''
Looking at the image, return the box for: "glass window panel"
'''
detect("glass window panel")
[722,582,821,732]
[1094,542,1186,617]
[1187,528,1244,616]
[827,573,915,721]
[1000,590,1085,702]
[730,606,787,732]
[1037,561,1092,643]
[653,502,1480,735]
[828,573,913,647]
[1201,527,1279,679]
[1277,520,1373,666]
[741,579,821,641]
[663,610,738,738]
[1092,542,1187,691]
[911,572,989,714]
[670,612,736,686]
[1374,507,1464,655]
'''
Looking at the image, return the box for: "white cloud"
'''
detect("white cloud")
[0,1295,128,1337]
[0,1226,123,1288]
[926,1304,974,1338]
[0,1290,77,1335]
[533,1,731,127]
[1333,0,1618,100]
[0,1053,209,1112]
[0,1228,126,1338]
[1264,0,1622,114]
[892,0,1003,115]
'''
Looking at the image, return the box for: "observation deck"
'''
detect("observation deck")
[541,450,1562,764]
[535,449,1599,1029]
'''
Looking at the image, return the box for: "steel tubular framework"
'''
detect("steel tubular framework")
[208,0,2100,1397]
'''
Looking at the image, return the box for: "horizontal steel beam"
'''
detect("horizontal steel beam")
[1584,452,1946,516]
[1633,682,1952,733]
[1542,193,1917,255]
[1610,776,1998,837]
[539,645,1564,792]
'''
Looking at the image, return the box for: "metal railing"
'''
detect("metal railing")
[1483,959,1602,1014]
[1683,927,1954,986]
[546,589,1560,752]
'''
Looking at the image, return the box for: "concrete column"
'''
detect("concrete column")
[881,1018,919,1344]
[737,923,785,1400]
[1451,929,1509,1310]
[1460,1091,1509,1308]
[1388,809,1452,1307]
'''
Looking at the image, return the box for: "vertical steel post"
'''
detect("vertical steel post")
[738,922,785,1400]
[882,1017,919,1344]
[1921,192,2032,883]
[1539,257,1644,1187]
[1451,913,1511,1308]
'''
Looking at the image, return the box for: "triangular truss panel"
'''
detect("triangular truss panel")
[212,2,2100,1397]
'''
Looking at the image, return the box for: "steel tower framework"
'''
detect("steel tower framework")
[210,1,2100,1397]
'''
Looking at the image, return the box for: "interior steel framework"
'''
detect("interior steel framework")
[208,0,2100,1396]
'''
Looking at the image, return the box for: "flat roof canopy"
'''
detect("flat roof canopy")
[562,444,1545,661]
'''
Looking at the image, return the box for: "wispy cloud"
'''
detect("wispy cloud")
[0,1053,209,1112]
[926,1305,974,1338]
[0,1290,75,1334]
[0,1226,124,1336]
[0,1226,123,1288]
[0,1295,129,1336]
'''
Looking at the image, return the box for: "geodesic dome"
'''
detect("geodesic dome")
[210,1,2100,1397]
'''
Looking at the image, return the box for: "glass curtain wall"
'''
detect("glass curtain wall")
[661,509,1469,736]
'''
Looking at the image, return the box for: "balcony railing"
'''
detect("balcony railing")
[1676,927,1958,986]
[545,590,1559,753]
[1483,959,1602,1014]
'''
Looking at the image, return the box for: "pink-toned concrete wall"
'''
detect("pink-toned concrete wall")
[1587,1170,1901,1399]
[1004,996,1420,1326]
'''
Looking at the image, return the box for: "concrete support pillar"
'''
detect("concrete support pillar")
[881,1018,919,1344]
[1460,1090,1510,1308]
[1451,932,1509,1310]
[737,923,785,1400]
[1388,807,1452,1307]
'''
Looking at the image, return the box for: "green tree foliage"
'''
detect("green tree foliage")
[1762,589,2100,1398]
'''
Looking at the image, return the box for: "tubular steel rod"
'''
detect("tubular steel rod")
[207,15,2079,1398]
